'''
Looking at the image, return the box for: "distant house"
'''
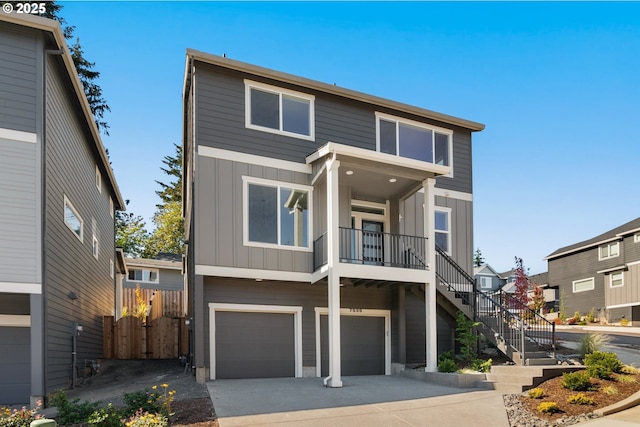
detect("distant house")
[474,264,502,292]
[0,14,124,405]
[117,254,185,319]
[528,272,558,312]
[546,217,640,324]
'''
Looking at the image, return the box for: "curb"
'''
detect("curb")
[595,390,640,416]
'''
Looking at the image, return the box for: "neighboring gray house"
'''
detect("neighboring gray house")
[546,217,640,325]
[182,51,484,386]
[474,264,502,292]
[0,14,124,405]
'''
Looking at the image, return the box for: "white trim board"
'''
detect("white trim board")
[417,187,473,202]
[0,314,30,327]
[0,282,41,294]
[606,302,640,310]
[0,128,37,144]
[208,303,303,380]
[314,307,391,377]
[198,145,312,174]
[195,264,311,283]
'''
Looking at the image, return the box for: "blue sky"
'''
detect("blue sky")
[61,1,640,274]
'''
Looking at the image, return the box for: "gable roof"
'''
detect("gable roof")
[184,49,485,133]
[546,217,640,260]
[0,13,125,210]
[474,264,500,276]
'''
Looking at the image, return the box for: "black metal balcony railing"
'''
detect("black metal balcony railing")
[312,228,427,271]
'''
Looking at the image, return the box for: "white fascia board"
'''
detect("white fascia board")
[0,282,41,294]
[195,264,311,283]
[606,302,640,310]
[198,146,311,174]
[616,227,640,237]
[545,236,622,260]
[596,265,627,274]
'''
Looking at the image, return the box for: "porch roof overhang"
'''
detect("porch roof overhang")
[306,142,448,200]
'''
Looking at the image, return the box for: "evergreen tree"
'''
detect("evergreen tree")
[115,202,150,258]
[155,143,182,207]
[473,248,485,267]
[144,201,184,257]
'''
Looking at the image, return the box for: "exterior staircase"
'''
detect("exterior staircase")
[434,246,557,366]
[480,365,584,393]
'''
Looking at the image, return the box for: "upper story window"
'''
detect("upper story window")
[245,80,315,140]
[110,259,114,279]
[435,207,451,254]
[127,268,159,283]
[95,165,102,193]
[610,271,624,288]
[599,241,620,260]
[635,233,640,243]
[92,235,99,260]
[376,112,453,170]
[63,195,83,242]
[573,277,594,293]
[109,197,114,219]
[479,276,492,289]
[243,176,312,251]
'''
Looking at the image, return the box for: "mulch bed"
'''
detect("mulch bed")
[171,398,219,427]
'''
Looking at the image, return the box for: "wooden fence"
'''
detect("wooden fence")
[103,316,188,359]
[122,288,184,319]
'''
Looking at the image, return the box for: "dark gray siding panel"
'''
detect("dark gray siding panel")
[0,22,38,133]
[0,294,30,314]
[405,291,453,364]
[0,137,39,284]
[435,130,473,194]
[124,268,184,292]
[0,327,30,404]
[44,55,115,393]
[215,311,295,379]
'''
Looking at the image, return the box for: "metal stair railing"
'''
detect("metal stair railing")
[435,245,476,307]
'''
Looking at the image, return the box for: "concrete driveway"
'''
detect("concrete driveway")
[206,376,510,427]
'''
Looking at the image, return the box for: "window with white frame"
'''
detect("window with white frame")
[109,197,114,219]
[245,80,314,140]
[434,208,451,254]
[480,276,492,289]
[95,165,102,193]
[92,235,99,259]
[63,195,83,241]
[127,268,159,283]
[635,233,640,243]
[599,241,620,260]
[110,259,114,279]
[573,277,594,293]
[376,113,452,168]
[244,177,311,250]
[610,271,624,288]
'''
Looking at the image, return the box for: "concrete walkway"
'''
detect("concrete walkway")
[207,376,510,427]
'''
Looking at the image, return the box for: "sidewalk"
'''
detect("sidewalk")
[555,324,640,335]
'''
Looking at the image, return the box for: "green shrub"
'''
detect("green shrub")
[124,411,168,427]
[567,393,595,405]
[602,385,619,395]
[584,351,623,374]
[438,358,458,373]
[616,374,638,384]
[471,358,492,373]
[87,404,124,427]
[587,364,612,380]
[586,308,596,323]
[620,318,630,326]
[561,371,592,391]
[50,391,99,426]
[528,388,545,399]
[0,402,42,427]
[537,402,560,414]
[621,365,639,375]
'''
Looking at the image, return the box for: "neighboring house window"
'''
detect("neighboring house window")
[376,112,453,169]
[599,241,620,260]
[610,271,624,288]
[92,235,99,259]
[434,207,451,254]
[96,165,102,193]
[573,277,594,293]
[109,197,114,219]
[245,80,315,140]
[63,195,83,242]
[635,233,640,243]
[128,268,159,283]
[243,177,312,250]
[110,259,114,279]
[480,277,492,289]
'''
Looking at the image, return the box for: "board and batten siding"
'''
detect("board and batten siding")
[203,277,393,371]
[193,62,474,197]
[0,21,38,134]
[44,55,115,393]
[195,155,312,273]
[605,263,640,309]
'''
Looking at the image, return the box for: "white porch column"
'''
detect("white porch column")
[326,156,342,387]
[423,178,438,372]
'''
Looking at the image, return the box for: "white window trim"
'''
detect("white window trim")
[572,277,595,293]
[95,165,102,193]
[63,195,83,242]
[209,303,303,380]
[598,241,620,260]
[635,233,640,243]
[434,206,452,255]
[480,276,492,289]
[610,271,624,288]
[126,268,160,284]
[242,176,313,252]
[110,259,114,279]
[92,234,99,260]
[244,79,315,141]
[375,111,454,177]
[109,197,114,219]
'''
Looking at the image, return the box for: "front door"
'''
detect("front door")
[351,201,388,266]
[362,220,384,265]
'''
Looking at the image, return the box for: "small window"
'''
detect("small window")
[435,208,451,254]
[376,113,453,169]
[127,268,159,283]
[245,80,315,140]
[573,277,594,293]
[635,233,640,243]
[63,195,83,241]
[243,177,312,250]
[92,235,99,259]
[110,259,114,279]
[480,277,492,289]
[109,197,114,219]
[610,271,624,288]
[599,241,620,260]
[95,165,102,193]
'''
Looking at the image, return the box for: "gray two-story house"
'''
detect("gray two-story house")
[546,217,640,325]
[0,14,124,404]
[182,51,484,386]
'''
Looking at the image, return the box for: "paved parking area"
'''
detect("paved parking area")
[206,376,510,427]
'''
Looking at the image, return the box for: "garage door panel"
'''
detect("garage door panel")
[0,327,30,405]
[215,311,295,379]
